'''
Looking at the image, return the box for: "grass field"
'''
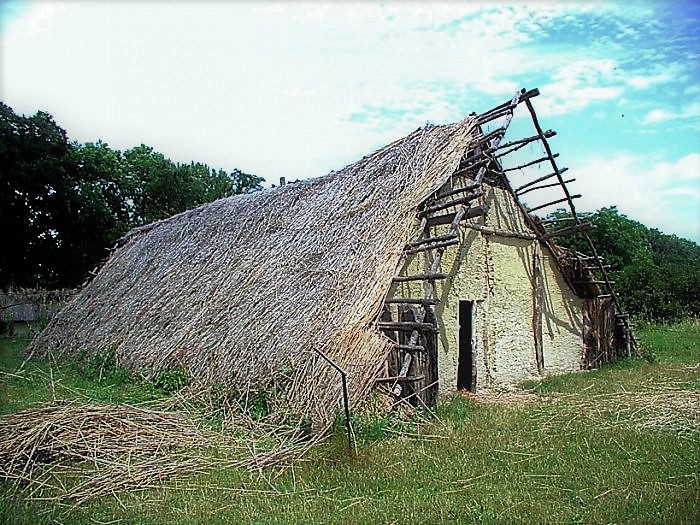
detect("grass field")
[0,322,698,524]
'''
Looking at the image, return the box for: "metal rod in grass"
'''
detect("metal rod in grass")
[312,348,355,457]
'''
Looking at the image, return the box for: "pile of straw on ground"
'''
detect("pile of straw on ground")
[532,381,700,438]
[28,118,477,424]
[0,401,311,503]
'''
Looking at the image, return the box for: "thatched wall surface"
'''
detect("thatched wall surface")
[28,118,476,423]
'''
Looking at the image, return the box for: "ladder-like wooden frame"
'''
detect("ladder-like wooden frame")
[378,88,635,405]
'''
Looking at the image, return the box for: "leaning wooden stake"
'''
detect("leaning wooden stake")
[313,348,355,456]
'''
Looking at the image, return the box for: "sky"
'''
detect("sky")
[1,0,699,242]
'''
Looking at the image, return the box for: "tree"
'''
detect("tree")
[0,103,74,288]
[1,102,265,289]
[546,207,700,321]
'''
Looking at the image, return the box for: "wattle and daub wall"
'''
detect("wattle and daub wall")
[392,185,583,394]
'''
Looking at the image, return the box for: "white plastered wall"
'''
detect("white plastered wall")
[392,185,584,395]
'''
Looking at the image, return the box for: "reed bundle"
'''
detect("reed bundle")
[28,118,478,424]
[0,401,313,503]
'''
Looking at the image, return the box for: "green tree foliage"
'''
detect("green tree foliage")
[0,102,263,289]
[547,207,700,321]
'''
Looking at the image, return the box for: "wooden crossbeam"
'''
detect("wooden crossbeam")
[392,344,426,352]
[405,238,460,254]
[518,178,576,197]
[539,222,592,240]
[385,298,438,305]
[407,233,458,248]
[515,167,569,193]
[495,130,556,158]
[527,194,581,213]
[503,153,559,173]
[434,182,481,201]
[425,206,486,227]
[377,321,437,332]
[392,273,448,282]
[375,375,425,383]
[418,191,483,216]
[465,223,537,240]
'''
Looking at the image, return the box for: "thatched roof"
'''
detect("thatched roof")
[29,117,478,423]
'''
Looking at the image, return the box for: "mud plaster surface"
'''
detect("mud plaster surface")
[394,186,583,395]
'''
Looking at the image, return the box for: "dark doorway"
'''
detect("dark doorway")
[457,300,475,391]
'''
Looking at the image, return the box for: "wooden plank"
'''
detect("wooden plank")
[392,273,448,282]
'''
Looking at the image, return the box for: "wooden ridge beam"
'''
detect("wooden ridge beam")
[475,87,540,123]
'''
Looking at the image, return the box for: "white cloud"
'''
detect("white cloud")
[642,102,700,125]
[0,0,697,245]
[570,153,700,241]
[536,59,624,117]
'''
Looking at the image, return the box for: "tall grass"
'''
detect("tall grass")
[1,322,698,524]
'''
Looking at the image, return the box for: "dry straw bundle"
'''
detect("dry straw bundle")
[29,118,478,424]
[0,401,313,503]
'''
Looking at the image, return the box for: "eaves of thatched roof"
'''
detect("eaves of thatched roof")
[29,117,478,423]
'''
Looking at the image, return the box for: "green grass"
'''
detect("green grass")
[0,336,169,415]
[1,322,698,524]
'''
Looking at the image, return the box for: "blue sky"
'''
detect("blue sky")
[1,1,698,241]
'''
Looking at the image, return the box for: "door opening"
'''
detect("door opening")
[457,300,475,391]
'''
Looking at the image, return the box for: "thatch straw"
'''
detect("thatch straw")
[0,401,314,503]
[28,118,478,424]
